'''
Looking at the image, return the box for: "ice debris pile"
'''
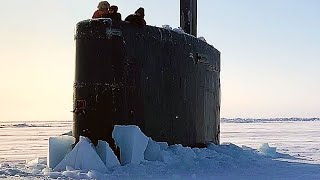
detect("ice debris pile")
[1,125,294,179]
[44,125,153,178]
[42,125,280,179]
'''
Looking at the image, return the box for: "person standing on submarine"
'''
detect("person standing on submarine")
[108,5,122,22]
[92,1,110,18]
[125,7,146,27]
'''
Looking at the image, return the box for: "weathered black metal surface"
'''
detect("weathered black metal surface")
[180,0,197,36]
[73,19,220,147]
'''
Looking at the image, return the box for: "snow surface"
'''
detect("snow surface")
[161,24,186,34]
[198,37,207,42]
[0,119,320,179]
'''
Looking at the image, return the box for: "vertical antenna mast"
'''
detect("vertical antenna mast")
[180,0,197,36]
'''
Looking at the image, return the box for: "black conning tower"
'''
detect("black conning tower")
[73,0,220,147]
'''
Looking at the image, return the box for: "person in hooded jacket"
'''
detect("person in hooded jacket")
[92,1,110,18]
[108,5,122,22]
[125,7,146,27]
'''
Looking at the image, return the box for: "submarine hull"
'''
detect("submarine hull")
[73,19,220,147]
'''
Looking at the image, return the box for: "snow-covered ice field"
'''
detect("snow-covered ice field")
[0,119,319,179]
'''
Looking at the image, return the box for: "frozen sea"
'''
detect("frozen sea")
[0,119,320,179]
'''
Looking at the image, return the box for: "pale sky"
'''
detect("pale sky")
[0,0,319,121]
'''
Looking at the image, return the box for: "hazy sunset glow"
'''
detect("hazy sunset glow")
[0,0,319,121]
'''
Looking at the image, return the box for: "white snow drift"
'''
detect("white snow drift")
[1,120,320,179]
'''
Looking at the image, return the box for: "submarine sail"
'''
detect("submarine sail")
[73,0,220,148]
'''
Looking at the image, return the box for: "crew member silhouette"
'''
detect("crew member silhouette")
[125,7,146,27]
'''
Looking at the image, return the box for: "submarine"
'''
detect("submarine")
[73,0,221,150]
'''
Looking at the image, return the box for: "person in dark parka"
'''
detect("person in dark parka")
[125,7,146,27]
[108,5,122,22]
